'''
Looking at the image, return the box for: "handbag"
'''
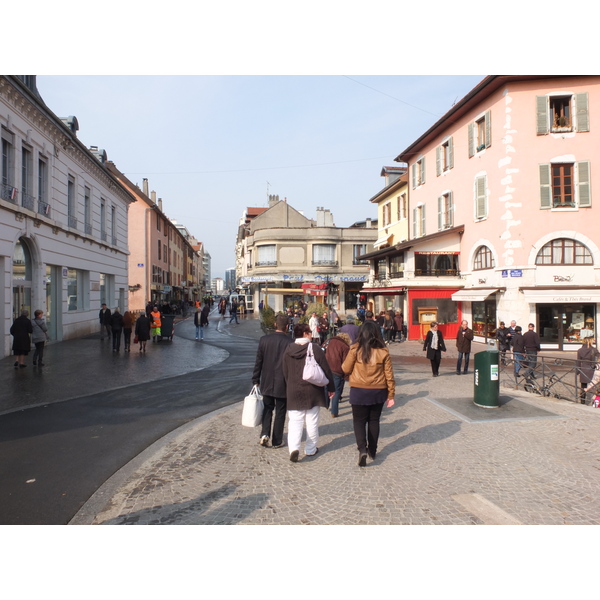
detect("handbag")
[302,343,329,386]
[241,385,264,427]
[134,335,139,343]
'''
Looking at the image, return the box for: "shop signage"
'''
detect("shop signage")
[553,296,592,302]
[241,274,369,283]
[554,275,574,282]
[502,270,508,278]
[137,263,144,267]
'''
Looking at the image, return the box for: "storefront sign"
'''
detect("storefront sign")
[554,275,574,282]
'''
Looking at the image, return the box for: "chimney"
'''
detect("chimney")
[143,178,149,196]
[366,218,372,228]
[158,197,163,211]
[268,194,280,208]
[151,191,157,204]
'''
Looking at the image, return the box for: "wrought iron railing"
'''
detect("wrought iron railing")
[1,183,18,203]
[21,191,35,211]
[38,199,51,217]
[499,352,600,405]
[312,260,338,266]
[414,268,460,277]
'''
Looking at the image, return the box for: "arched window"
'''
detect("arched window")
[473,245,495,270]
[535,238,593,265]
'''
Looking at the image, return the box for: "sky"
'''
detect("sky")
[35,74,485,278]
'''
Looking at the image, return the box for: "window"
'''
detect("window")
[389,253,404,278]
[412,205,426,237]
[382,202,391,227]
[353,244,367,265]
[67,175,77,228]
[376,258,388,279]
[539,161,590,209]
[157,213,161,231]
[100,198,106,240]
[1,129,16,202]
[411,157,425,188]
[256,244,277,266]
[21,147,33,210]
[468,111,491,156]
[67,268,79,311]
[438,192,453,230]
[475,175,488,219]
[157,240,162,260]
[436,137,454,175]
[397,193,407,220]
[473,245,495,270]
[312,244,336,266]
[536,93,589,135]
[84,186,92,234]
[38,157,50,216]
[535,239,593,266]
[111,206,117,245]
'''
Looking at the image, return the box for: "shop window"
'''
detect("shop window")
[535,238,593,265]
[473,245,495,270]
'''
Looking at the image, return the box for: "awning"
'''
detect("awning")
[451,288,498,302]
[362,286,406,295]
[521,288,600,303]
[373,235,392,249]
[264,288,304,294]
[301,283,327,290]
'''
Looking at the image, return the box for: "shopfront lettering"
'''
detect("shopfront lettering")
[552,296,592,302]
[553,275,574,282]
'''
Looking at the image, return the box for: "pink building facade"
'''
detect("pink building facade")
[390,75,599,349]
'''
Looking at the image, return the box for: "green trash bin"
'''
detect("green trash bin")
[474,347,500,408]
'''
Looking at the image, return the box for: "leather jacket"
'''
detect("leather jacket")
[342,344,395,398]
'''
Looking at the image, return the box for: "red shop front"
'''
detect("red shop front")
[408,288,462,341]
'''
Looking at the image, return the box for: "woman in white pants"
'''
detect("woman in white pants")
[282,323,335,462]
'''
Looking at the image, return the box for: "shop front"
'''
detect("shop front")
[408,288,460,341]
[451,288,500,342]
[521,288,599,350]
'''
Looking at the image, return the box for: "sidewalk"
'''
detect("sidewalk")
[72,316,600,525]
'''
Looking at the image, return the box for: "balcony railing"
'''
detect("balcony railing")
[255,261,277,267]
[312,260,338,266]
[389,270,405,279]
[38,199,51,217]
[1,183,18,203]
[21,191,35,211]
[414,268,460,277]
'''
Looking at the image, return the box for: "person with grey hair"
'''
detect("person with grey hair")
[10,309,33,369]
[32,309,49,366]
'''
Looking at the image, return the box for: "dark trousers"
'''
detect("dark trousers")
[101,323,111,339]
[124,328,132,349]
[524,350,538,376]
[112,328,123,351]
[33,341,45,364]
[260,395,287,447]
[456,352,470,373]
[351,402,384,456]
[429,350,442,375]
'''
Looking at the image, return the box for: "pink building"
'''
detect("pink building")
[388,75,599,349]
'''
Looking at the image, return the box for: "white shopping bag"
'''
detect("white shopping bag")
[241,385,264,427]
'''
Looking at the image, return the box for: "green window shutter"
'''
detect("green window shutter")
[485,110,492,148]
[539,164,551,209]
[412,163,417,189]
[421,204,426,236]
[437,196,442,230]
[468,123,474,157]
[576,93,589,132]
[436,146,441,176]
[448,191,454,227]
[577,161,591,207]
[536,96,549,135]
[475,176,487,218]
[448,137,454,169]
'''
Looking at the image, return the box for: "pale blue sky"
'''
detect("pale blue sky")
[36,75,484,278]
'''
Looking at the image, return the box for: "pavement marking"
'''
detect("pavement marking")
[451,493,523,525]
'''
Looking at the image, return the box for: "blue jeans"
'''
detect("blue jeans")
[456,352,470,373]
[330,373,346,416]
[229,312,238,324]
[195,325,204,339]
[514,352,525,377]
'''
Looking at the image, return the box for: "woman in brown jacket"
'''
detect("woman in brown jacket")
[342,320,395,466]
[282,323,335,462]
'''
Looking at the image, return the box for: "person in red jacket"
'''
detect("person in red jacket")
[325,332,352,417]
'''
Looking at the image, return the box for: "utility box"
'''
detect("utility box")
[474,348,500,408]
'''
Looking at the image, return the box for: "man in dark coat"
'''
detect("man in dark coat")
[252,314,294,448]
[110,307,124,352]
[10,309,33,368]
[99,303,111,340]
[511,325,526,378]
[455,320,474,375]
[496,321,510,365]
[522,323,541,377]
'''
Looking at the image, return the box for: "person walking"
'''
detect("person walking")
[11,309,33,369]
[506,319,517,350]
[522,323,541,377]
[308,312,320,343]
[122,310,134,352]
[319,311,329,345]
[342,320,395,466]
[31,309,49,366]
[325,332,352,417]
[150,306,162,341]
[110,307,124,352]
[423,321,446,377]
[455,320,474,375]
[135,311,151,352]
[339,315,360,344]
[577,338,600,404]
[282,323,335,462]
[252,314,294,448]
[194,305,203,340]
[229,299,239,324]
[511,325,526,379]
[496,321,510,365]
[383,310,394,345]
[393,309,404,342]
[99,303,111,340]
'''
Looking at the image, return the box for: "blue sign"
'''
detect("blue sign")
[510,270,523,277]
[502,270,508,278]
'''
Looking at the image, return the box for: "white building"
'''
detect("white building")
[1,76,135,355]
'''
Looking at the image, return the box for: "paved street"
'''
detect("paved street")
[67,316,600,526]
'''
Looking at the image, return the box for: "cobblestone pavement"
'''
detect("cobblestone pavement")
[74,316,600,526]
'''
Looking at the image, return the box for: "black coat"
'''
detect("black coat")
[10,315,33,354]
[496,326,510,351]
[99,308,111,325]
[252,331,294,397]
[135,314,151,341]
[110,311,124,330]
[423,329,446,360]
